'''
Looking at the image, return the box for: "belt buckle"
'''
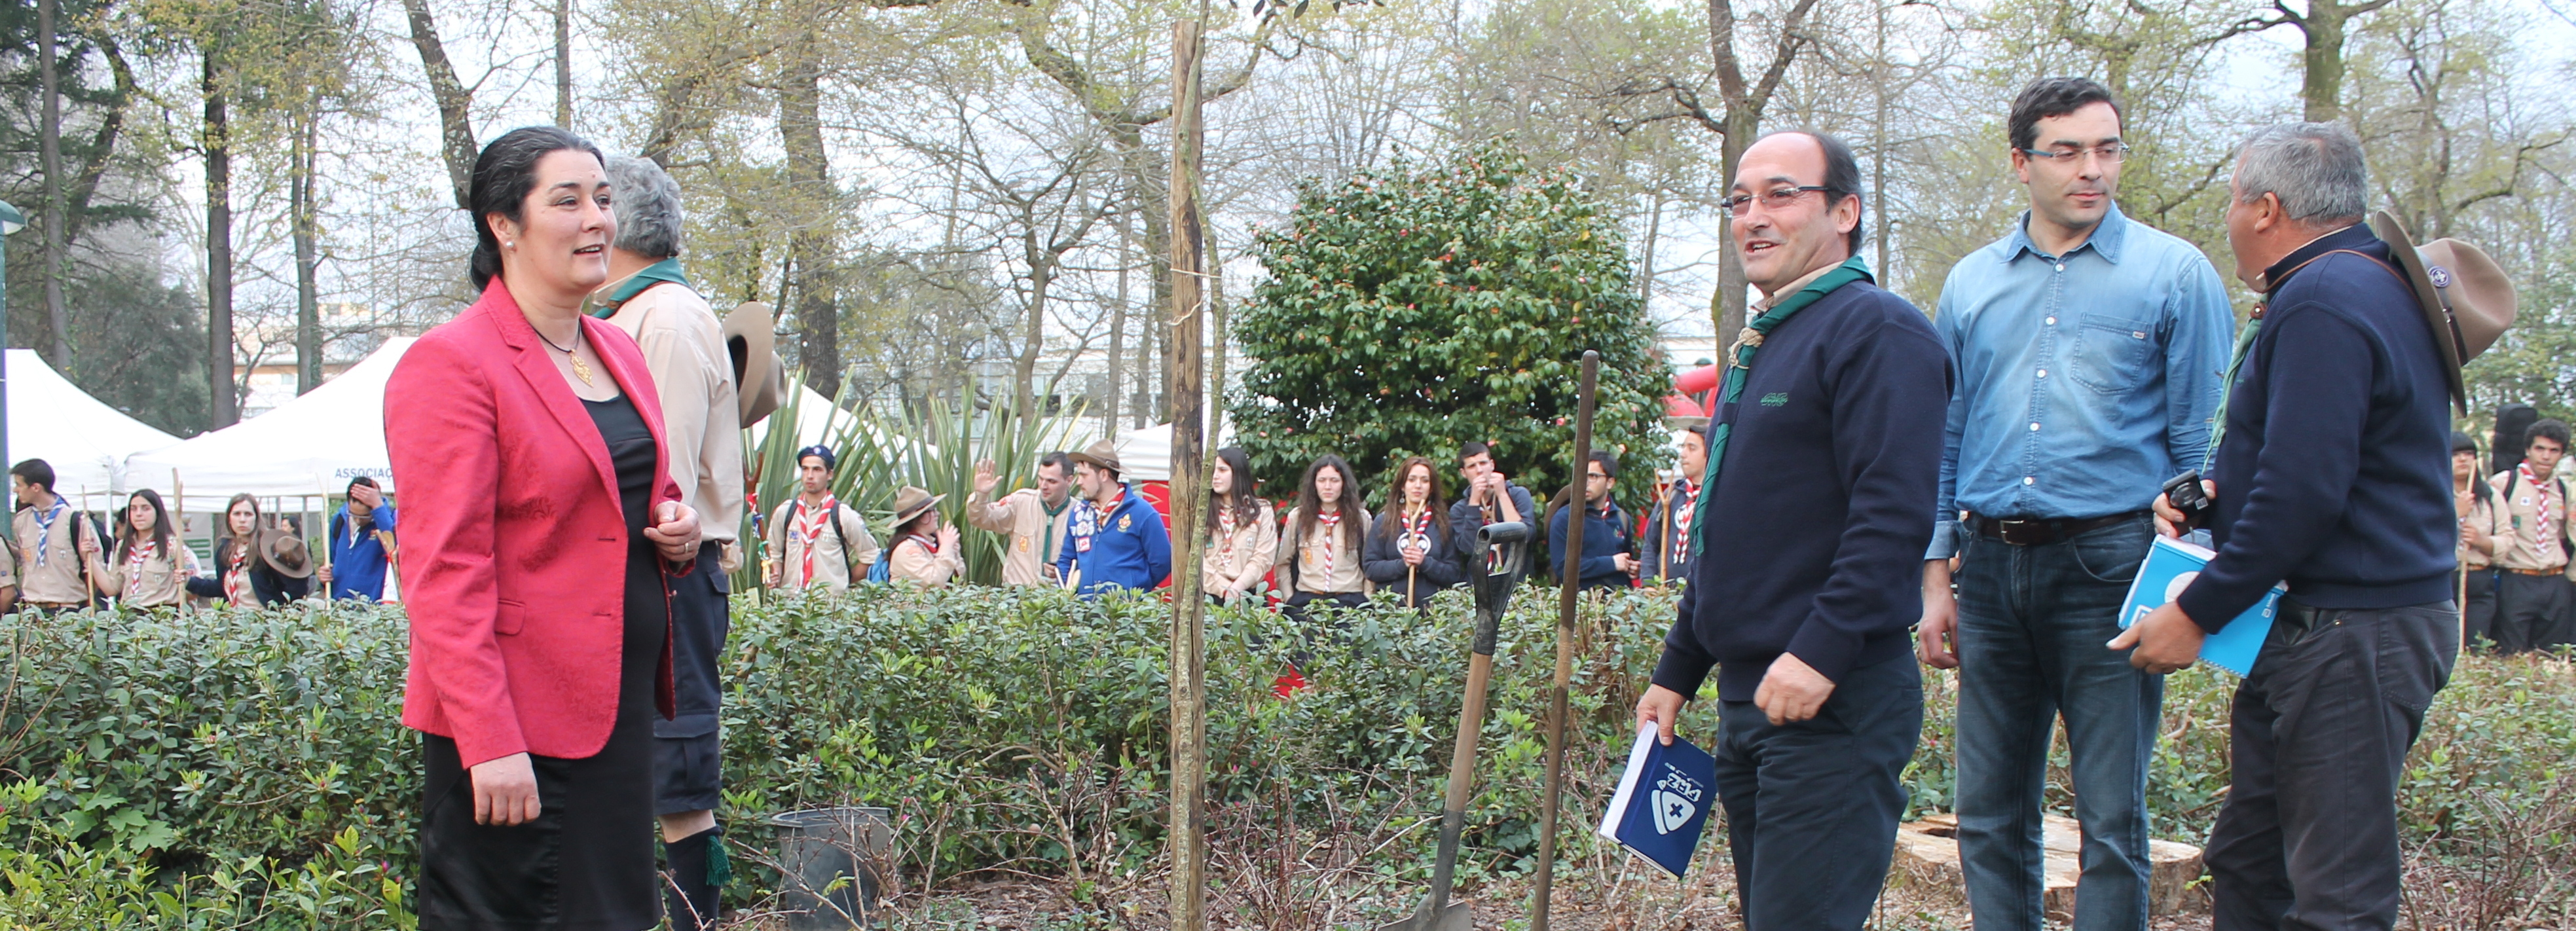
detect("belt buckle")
[1993,518,2041,545]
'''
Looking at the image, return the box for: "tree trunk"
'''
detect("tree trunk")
[204,52,237,426]
[778,40,840,397]
[294,113,322,395]
[1871,1,1891,285]
[37,0,71,369]
[555,0,573,126]
[2298,5,2353,122]
[403,0,478,210]
[1015,228,1052,424]
[1712,112,1752,342]
[1105,211,1128,431]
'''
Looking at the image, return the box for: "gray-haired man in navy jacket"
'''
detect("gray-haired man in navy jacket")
[2120,122,2457,931]
[1634,130,1951,930]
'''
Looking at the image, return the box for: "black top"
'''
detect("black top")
[583,395,657,537]
[1653,280,1950,702]
[2175,223,2454,629]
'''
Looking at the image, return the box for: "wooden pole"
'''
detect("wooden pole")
[1530,351,1600,930]
[1164,18,1211,931]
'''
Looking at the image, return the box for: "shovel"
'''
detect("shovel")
[1378,519,1533,931]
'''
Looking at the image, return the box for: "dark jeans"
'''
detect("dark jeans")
[2455,569,2495,649]
[2491,570,2569,655]
[1953,517,2162,931]
[1712,653,1923,931]
[2207,601,2456,931]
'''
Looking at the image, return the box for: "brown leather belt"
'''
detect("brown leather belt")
[2507,566,2565,577]
[1970,511,2148,547]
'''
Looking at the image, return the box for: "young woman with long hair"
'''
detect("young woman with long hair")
[1276,454,1370,623]
[1202,447,1277,604]
[84,488,198,608]
[1363,456,1465,609]
[183,494,309,607]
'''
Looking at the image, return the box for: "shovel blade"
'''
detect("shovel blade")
[1374,900,1471,931]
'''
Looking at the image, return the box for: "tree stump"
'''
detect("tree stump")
[1892,812,2207,920]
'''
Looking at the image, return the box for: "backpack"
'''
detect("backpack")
[864,549,891,584]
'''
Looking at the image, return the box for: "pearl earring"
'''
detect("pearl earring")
[506,240,515,249]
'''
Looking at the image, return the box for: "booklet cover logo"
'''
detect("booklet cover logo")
[1650,766,1704,835]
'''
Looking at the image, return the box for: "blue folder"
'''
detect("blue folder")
[2116,536,2283,676]
[1596,723,1718,879]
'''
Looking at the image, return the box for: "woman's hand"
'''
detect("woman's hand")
[645,502,702,564]
[471,752,542,826]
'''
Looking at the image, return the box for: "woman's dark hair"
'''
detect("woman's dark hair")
[899,509,940,538]
[224,493,262,541]
[468,126,608,291]
[119,488,175,560]
[1374,456,1451,543]
[1208,447,1262,539]
[1293,454,1364,555]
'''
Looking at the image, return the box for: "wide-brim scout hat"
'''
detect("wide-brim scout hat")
[258,525,315,579]
[1067,438,1122,475]
[724,301,786,429]
[2372,210,2516,414]
[890,486,946,526]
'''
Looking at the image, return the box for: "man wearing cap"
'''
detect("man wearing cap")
[765,445,880,595]
[885,486,965,586]
[11,459,107,611]
[2490,420,2571,655]
[966,452,1075,587]
[2123,122,2490,931]
[2452,431,2503,650]
[591,155,756,930]
[318,476,397,601]
[1056,439,1171,596]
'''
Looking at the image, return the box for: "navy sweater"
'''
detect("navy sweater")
[2173,224,2454,629]
[1653,279,1951,701]
[1549,499,1635,591]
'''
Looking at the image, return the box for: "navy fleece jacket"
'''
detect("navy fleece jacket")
[2173,223,2454,628]
[1652,278,1951,702]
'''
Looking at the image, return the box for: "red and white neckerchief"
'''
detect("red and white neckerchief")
[1312,511,1344,579]
[126,539,158,600]
[1670,480,1699,564]
[1400,506,1431,554]
[225,542,255,607]
[795,496,838,586]
[1215,506,1240,567]
[2519,463,2562,553]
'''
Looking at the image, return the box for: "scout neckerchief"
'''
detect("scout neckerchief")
[586,257,690,317]
[1670,479,1699,566]
[1310,509,1344,581]
[126,539,157,600]
[225,540,255,607]
[1043,496,1069,562]
[1215,503,1241,567]
[2516,462,2562,558]
[1400,505,1431,554]
[1689,255,1874,555]
[794,495,838,586]
[1069,486,1126,555]
[29,499,65,567]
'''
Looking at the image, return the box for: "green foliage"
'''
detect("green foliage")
[5,594,2573,922]
[1229,141,1673,509]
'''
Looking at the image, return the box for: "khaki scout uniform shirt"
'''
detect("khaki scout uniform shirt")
[14,503,97,605]
[2488,467,2569,572]
[887,535,966,587]
[1204,499,1278,598]
[1278,507,1371,595]
[766,498,881,593]
[96,539,199,608]
[2457,483,2503,570]
[603,282,743,545]
[965,487,1073,587]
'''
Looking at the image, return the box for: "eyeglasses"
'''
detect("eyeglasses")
[1585,471,1610,481]
[2020,144,2133,164]
[1719,185,1834,217]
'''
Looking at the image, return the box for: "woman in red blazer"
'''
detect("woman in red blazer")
[386,126,703,930]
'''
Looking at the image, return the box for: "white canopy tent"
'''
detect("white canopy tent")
[5,348,181,505]
[747,384,851,448]
[124,338,414,510]
[1113,420,1236,483]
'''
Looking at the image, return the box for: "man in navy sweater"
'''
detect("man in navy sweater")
[2118,122,2456,930]
[1634,130,1949,930]
[1548,450,1636,591]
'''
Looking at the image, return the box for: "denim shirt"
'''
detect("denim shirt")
[1927,204,2235,559]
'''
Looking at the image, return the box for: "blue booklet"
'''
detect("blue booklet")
[2117,536,2284,676]
[1595,723,1718,879]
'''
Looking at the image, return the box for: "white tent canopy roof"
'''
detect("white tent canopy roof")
[125,338,414,509]
[1113,420,1235,483]
[6,348,180,504]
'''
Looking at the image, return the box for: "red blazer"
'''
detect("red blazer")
[387,280,684,768]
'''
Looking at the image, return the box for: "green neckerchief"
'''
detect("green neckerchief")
[1688,255,1875,558]
[1043,496,1070,562]
[587,257,690,318]
[2203,315,2262,469]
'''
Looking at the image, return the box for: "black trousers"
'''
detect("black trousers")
[2454,569,2495,649]
[2207,602,2456,931]
[2490,570,2569,655]
[1711,653,1923,931]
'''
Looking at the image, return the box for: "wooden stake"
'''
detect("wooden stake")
[1531,351,1600,930]
[1164,18,1211,931]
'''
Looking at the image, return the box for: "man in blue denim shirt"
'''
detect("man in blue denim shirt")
[1915,78,2233,931]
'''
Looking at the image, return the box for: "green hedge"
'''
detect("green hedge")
[2,589,2570,926]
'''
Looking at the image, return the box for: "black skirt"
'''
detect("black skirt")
[416,393,667,930]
